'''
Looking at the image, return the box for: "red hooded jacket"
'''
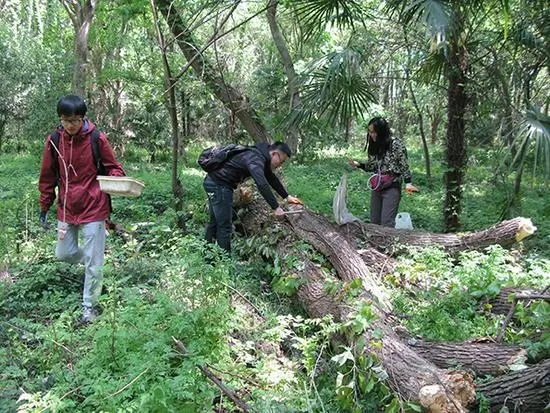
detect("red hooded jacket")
[38,120,125,225]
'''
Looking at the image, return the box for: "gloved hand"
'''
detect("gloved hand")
[39,210,48,230]
[286,195,304,205]
[405,183,419,194]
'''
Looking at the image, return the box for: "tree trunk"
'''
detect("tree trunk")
[489,286,541,315]
[477,359,550,413]
[155,0,271,144]
[151,0,185,228]
[243,202,476,411]
[406,339,527,377]
[266,0,301,154]
[291,242,477,412]
[340,217,536,254]
[240,200,546,412]
[443,12,468,232]
[60,0,97,96]
[403,29,431,185]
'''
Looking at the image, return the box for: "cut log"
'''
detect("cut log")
[340,217,536,254]
[477,359,550,412]
[406,339,527,376]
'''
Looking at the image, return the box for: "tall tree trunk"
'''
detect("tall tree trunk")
[155,0,272,144]
[60,0,97,96]
[443,12,468,232]
[151,0,185,229]
[403,29,431,186]
[266,0,300,154]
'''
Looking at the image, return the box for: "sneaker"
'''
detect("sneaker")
[81,306,98,323]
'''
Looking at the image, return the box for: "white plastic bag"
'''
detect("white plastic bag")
[333,174,360,225]
[395,212,413,230]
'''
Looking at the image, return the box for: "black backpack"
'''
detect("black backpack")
[197,144,249,172]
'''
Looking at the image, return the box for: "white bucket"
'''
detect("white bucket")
[395,212,413,230]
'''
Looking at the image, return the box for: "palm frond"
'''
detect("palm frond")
[291,0,366,40]
[384,0,450,33]
[285,48,376,129]
[510,108,550,179]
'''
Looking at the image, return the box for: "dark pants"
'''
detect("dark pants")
[203,176,234,252]
[370,187,401,227]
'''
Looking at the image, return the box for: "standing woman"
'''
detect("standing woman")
[348,117,418,227]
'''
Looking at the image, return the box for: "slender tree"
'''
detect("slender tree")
[59,0,97,96]
[266,0,301,153]
[149,0,185,228]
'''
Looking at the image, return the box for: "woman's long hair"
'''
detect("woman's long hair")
[365,117,392,158]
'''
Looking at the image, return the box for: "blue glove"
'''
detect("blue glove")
[39,210,48,229]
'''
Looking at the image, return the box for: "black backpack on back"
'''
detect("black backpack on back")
[197,144,249,172]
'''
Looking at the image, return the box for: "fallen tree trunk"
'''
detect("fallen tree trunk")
[340,217,536,254]
[490,286,542,315]
[290,246,476,412]
[405,339,527,376]
[476,359,550,412]
[242,203,476,411]
[240,202,545,411]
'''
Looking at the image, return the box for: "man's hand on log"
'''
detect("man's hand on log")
[286,195,303,205]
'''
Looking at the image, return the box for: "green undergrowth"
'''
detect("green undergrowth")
[391,245,550,361]
[1,145,549,412]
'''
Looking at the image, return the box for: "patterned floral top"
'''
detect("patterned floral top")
[358,139,412,184]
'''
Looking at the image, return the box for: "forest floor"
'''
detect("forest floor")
[0,146,548,412]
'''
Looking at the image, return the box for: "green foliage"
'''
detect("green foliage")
[290,48,377,130]
[392,245,550,359]
[3,234,233,412]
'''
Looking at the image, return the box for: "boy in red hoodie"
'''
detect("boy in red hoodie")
[38,95,125,323]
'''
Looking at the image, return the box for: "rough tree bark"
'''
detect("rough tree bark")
[442,9,469,233]
[489,286,542,315]
[340,217,536,255]
[476,359,550,412]
[239,199,543,412]
[406,339,527,377]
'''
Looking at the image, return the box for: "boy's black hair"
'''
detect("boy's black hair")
[57,95,87,117]
[269,141,292,158]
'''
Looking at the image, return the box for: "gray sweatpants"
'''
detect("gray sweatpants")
[55,220,106,308]
[370,187,401,227]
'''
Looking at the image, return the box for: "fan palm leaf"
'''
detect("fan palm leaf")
[510,108,550,179]
[291,0,367,40]
[286,48,376,129]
